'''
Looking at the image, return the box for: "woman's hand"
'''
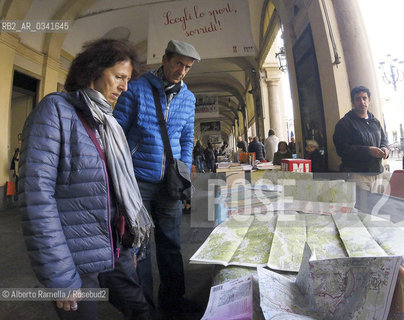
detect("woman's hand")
[56,289,81,311]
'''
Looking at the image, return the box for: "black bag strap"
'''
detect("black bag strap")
[151,86,174,164]
[76,110,106,163]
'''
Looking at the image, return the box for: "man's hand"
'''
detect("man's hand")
[381,147,390,159]
[369,146,386,159]
[56,289,80,312]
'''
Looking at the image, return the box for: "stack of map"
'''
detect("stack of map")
[258,244,402,320]
[220,185,281,216]
[190,213,404,272]
[219,179,357,217]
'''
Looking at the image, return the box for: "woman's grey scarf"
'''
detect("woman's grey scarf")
[81,88,153,247]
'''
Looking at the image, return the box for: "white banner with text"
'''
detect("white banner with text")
[147,0,255,64]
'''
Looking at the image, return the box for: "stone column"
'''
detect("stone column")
[40,56,60,98]
[242,106,248,140]
[332,0,383,121]
[264,63,286,140]
[260,76,271,137]
[236,117,241,136]
[266,78,283,139]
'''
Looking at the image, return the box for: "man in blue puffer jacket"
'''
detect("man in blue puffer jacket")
[114,40,200,316]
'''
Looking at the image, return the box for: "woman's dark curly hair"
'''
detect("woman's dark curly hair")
[277,141,289,151]
[64,38,142,92]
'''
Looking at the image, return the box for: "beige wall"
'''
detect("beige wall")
[9,93,33,162]
[0,35,18,184]
[41,57,61,97]
[0,34,68,185]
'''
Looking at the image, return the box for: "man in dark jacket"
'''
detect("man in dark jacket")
[193,140,205,172]
[333,85,389,191]
[236,136,248,152]
[204,142,216,172]
[114,40,200,315]
[248,136,266,161]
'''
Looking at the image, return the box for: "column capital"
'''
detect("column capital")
[265,77,282,85]
[262,64,283,83]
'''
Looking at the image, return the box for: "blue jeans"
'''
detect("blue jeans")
[195,155,204,172]
[136,180,184,309]
[206,159,216,172]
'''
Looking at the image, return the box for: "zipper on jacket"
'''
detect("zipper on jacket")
[160,153,166,181]
[160,100,170,181]
[164,104,169,121]
[78,115,115,270]
[131,143,140,155]
[102,159,115,269]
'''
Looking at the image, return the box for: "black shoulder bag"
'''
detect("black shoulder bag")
[152,86,192,201]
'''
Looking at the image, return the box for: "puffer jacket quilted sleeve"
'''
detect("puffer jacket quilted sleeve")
[19,92,114,289]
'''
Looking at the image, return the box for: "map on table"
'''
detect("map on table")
[221,180,357,215]
[190,213,404,272]
[257,244,402,320]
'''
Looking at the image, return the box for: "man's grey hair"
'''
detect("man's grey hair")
[306,139,319,149]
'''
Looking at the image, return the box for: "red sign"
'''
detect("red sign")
[281,159,311,173]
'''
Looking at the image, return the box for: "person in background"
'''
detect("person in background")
[273,141,293,165]
[212,145,219,161]
[236,136,248,152]
[219,142,226,155]
[204,142,216,172]
[10,136,21,199]
[113,39,200,316]
[288,137,296,155]
[248,136,253,146]
[19,39,153,320]
[305,139,324,172]
[333,85,389,191]
[264,129,279,163]
[248,136,265,161]
[10,137,21,178]
[193,140,205,173]
[220,141,232,158]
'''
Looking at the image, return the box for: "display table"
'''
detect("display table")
[192,177,404,320]
[216,164,250,186]
[215,162,282,187]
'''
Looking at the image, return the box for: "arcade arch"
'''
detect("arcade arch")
[0,0,384,190]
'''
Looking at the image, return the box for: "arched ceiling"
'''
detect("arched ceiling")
[1,0,282,139]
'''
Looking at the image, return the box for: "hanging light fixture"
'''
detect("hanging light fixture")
[379,54,404,91]
[275,47,287,72]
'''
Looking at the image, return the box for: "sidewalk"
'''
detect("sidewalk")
[0,208,213,320]
[386,154,403,173]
